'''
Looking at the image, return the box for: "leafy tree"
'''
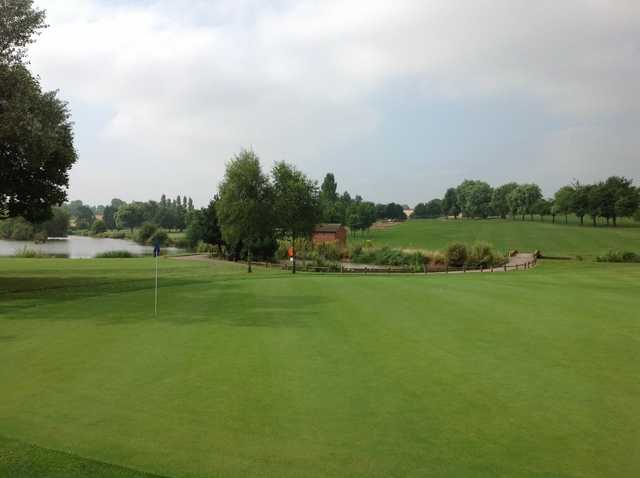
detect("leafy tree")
[457,180,493,218]
[102,205,116,230]
[1,64,77,222]
[507,184,542,220]
[615,187,639,222]
[442,188,460,218]
[554,186,574,224]
[603,176,636,226]
[586,183,605,227]
[414,199,443,218]
[272,162,320,273]
[0,0,47,65]
[216,150,274,272]
[534,198,552,221]
[74,205,95,229]
[41,207,70,237]
[1,3,76,222]
[571,182,590,225]
[491,183,519,219]
[90,219,107,235]
[110,198,125,210]
[116,203,144,231]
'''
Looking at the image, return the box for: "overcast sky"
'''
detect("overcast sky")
[30,0,640,207]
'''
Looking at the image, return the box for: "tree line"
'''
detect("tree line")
[412,177,639,226]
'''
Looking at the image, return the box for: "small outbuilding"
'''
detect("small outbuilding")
[312,223,347,246]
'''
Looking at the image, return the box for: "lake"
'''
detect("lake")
[0,236,181,259]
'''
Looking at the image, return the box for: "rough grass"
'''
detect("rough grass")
[359,218,640,258]
[1,257,639,477]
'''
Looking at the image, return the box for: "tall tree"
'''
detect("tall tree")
[272,162,320,273]
[571,182,590,226]
[492,183,519,219]
[457,180,493,218]
[442,188,459,218]
[554,186,574,224]
[102,205,116,230]
[1,2,76,222]
[216,150,274,272]
[0,0,47,65]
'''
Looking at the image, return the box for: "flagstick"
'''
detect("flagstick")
[154,253,158,316]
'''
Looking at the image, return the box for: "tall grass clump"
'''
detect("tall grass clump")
[95,250,135,258]
[14,246,51,258]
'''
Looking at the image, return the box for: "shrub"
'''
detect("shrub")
[95,250,135,258]
[467,241,495,268]
[11,219,35,241]
[446,242,468,267]
[317,242,344,261]
[136,222,158,244]
[596,250,640,263]
[149,229,169,247]
[90,219,107,235]
[33,231,48,244]
[424,250,446,265]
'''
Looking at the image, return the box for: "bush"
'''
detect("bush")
[11,219,35,241]
[149,229,169,247]
[136,222,158,244]
[317,242,344,261]
[33,231,48,244]
[596,250,640,263]
[446,242,468,267]
[95,250,135,258]
[90,219,107,235]
[424,250,446,265]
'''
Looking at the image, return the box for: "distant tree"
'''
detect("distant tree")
[116,203,144,231]
[571,182,590,225]
[75,205,95,229]
[534,198,552,221]
[0,0,47,65]
[272,161,320,273]
[508,184,542,220]
[216,150,274,272]
[442,188,460,218]
[414,199,443,218]
[603,176,636,226]
[187,197,194,212]
[491,183,519,219]
[554,186,575,224]
[319,173,339,222]
[110,198,125,210]
[457,180,493,218]
[160,194,167,208]
[102,205,116,229]
[41,207,70,237]
[202,198,224,253]
[90,219,107,235]
[586,183,605,227]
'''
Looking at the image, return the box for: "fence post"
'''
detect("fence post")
[480,265,484,273]
[463,265,466,273]
[446,265,449,274]
[491,266,494,272]
[504,264,507,272]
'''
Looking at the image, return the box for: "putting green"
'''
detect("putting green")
[1,257,639,477]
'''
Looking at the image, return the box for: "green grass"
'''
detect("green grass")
[361,218,640,258]
[1,257,639,477]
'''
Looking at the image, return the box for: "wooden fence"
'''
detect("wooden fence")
[281,259,538,274]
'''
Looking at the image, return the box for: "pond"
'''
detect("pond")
[0,236,181,259]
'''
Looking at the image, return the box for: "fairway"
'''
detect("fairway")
[1,258,639,477]
[363,218,640,258]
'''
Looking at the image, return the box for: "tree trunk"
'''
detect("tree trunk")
[522,214,525,221]
[613,216,617,227]
[580,216,584,225]
[552,215,555,224]
[592,217,596,227]
[247,246,252,273]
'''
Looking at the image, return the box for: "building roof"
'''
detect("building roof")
[313,223,344,233]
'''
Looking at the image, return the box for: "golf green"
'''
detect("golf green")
[1,257,639,477]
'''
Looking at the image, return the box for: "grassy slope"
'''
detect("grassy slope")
[361,218,640,258]
[1,257,639,477]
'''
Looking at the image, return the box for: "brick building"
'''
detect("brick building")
[311,223,347,246]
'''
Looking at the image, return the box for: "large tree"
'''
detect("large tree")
[492,182,519,219]
[442,187,460,218]
[216,150,274,272]
[554,186,574,224]
[457,180,493,218]
[1,2,76,222]
[272,162,320,273]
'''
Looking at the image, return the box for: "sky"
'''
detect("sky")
[30,0,640,207]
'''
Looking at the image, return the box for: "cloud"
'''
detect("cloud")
[30,0,640,205]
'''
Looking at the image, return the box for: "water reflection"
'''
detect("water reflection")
[0,236,180,259]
